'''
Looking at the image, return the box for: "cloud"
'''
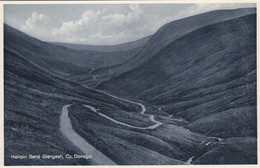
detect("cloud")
[21,12,47,31]
[53,10,100,37]
[19,12,51,41]
[52,10,103,43]
[51,4,146,44]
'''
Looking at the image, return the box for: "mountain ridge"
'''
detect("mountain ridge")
[51,35,151,52]
[90,8,256,85]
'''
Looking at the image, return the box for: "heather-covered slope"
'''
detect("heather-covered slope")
[4,24,92,75]
[91,8,256,84]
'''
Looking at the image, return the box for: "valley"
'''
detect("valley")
[4,7,257,165]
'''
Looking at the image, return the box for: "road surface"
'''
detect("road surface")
[60,104,116,165]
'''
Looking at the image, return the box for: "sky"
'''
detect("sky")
[4,3,256,45]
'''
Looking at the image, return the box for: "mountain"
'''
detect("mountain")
[98,13,256,135]
[51,35,151,52]
[90,8,256,86]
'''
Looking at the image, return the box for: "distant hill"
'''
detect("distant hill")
[92,8,256,84]
[4,24,142,71]
[51,35,151,52]
[5,24,91,76]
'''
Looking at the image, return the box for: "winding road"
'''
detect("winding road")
[88,89,163,129]
[60,91,163,165]
[83,104,162,130]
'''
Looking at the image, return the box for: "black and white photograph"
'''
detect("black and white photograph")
[2,1,258,166]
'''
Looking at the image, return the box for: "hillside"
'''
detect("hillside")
[4,24,92,76]
[98,13,256,136]
[90,8,256,85]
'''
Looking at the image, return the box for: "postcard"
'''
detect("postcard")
[0,0,258,167]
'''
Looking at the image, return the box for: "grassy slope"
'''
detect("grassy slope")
[192,137,257,164]
[98,14,256,136]
[4,24,92,76]
[69,104,205,164]
[4,48,92,165]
